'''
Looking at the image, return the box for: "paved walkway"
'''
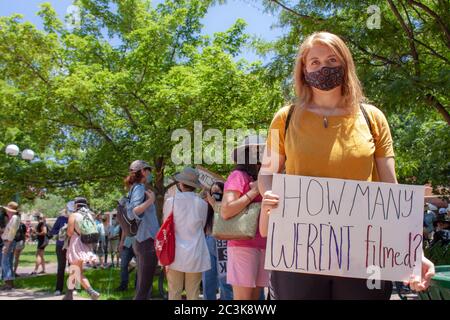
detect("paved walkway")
[1,263,418,300]
[0,289,88,300]
[0,262,90,300]
[15,262,58,278]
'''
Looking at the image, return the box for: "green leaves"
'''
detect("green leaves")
[260,0,450,185]
[0,0,283,211]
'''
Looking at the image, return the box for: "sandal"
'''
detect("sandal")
[38,271,46,275]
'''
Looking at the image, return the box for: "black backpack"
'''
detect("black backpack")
[14,223,27,242]
[0,210,8,230]
[116,185,141,237]
[46,223,54,240]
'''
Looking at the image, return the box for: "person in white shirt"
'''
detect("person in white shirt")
[163,167,211,300]
[1,202,21,290]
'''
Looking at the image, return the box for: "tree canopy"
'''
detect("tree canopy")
[0,0,448,214]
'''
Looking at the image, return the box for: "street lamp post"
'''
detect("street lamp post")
[5,144,35,161]
[5,144,35,202]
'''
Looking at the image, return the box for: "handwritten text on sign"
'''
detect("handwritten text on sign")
[264,174,425,282]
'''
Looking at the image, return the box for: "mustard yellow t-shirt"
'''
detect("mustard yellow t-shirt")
[266,104,395,182]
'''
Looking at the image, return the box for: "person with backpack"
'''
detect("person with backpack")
[63,197,100,300]
[163,167,210,300]
[49,207,70,295]
[0,202,21,290]
[258,31,435,299]
[124,160,160,300]
[13,222,27,277]
[31,215,49,275]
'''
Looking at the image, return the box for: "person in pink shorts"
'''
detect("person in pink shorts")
[221,135,269,300]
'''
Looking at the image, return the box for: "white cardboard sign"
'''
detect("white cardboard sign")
[196,165,225,189]
[264,174,425,282]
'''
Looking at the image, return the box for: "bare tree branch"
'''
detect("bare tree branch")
[387,0,420,76]
[425,94,450,125]
[269,0,402,66]
[269,0,323,21]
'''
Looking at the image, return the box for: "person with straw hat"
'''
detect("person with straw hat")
[0,202,21,290]
[221,134,269,300]
[163,166,210,300]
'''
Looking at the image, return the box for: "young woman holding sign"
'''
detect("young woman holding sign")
[258,31,435,300]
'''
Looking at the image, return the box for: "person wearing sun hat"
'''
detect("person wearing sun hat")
[0,202,21,290]
[163,166,211,300]
[232,134,266,170]
[123,159,160,300]
[221,134,269,300]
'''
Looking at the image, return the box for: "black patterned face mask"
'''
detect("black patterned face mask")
[304,66,344,91]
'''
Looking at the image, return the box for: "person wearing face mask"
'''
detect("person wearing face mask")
[220,135,268,300]
[202,182,233,300]
[258,31,435,299]
[124,160,159,300]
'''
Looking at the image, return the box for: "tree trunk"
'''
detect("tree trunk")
[426,94,450,125]
[154,156,165,223]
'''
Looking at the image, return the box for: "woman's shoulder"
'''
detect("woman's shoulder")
[361,103,388,121]
[227,169,249,181]
[132,183,145,191]
[272,104,295,122]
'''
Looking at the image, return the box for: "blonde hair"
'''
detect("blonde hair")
[294,32,365,111]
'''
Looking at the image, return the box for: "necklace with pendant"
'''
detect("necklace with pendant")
[306,105,339,128]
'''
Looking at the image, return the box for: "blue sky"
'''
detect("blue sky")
[0,0,287,62]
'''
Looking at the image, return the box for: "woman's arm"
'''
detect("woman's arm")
[221,183,260,220]
[376,156,435,291]
[37,224,47,236]
[133,190,155,216]
[375,157,397,183]
[66,214,76,237]
[128,185,155,217]
[258,146,286,237]
[205,192,216,208]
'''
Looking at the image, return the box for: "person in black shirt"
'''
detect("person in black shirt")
[31,215,48,275]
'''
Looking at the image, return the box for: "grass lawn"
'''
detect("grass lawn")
[18,243,57,267]
[14,267,168,300]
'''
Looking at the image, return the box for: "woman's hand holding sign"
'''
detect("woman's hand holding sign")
[259,190,280,237]
[405,255,435,292]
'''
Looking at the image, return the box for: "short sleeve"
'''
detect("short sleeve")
[163,197,173,220]
[224,170,248,196]
[370,107,395,158]
[266,105,291,157]
[127,184,145,220]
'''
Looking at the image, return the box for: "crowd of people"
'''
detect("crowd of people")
[424,204,450,247]
[0,31,442,300]
[0,203,56,290]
